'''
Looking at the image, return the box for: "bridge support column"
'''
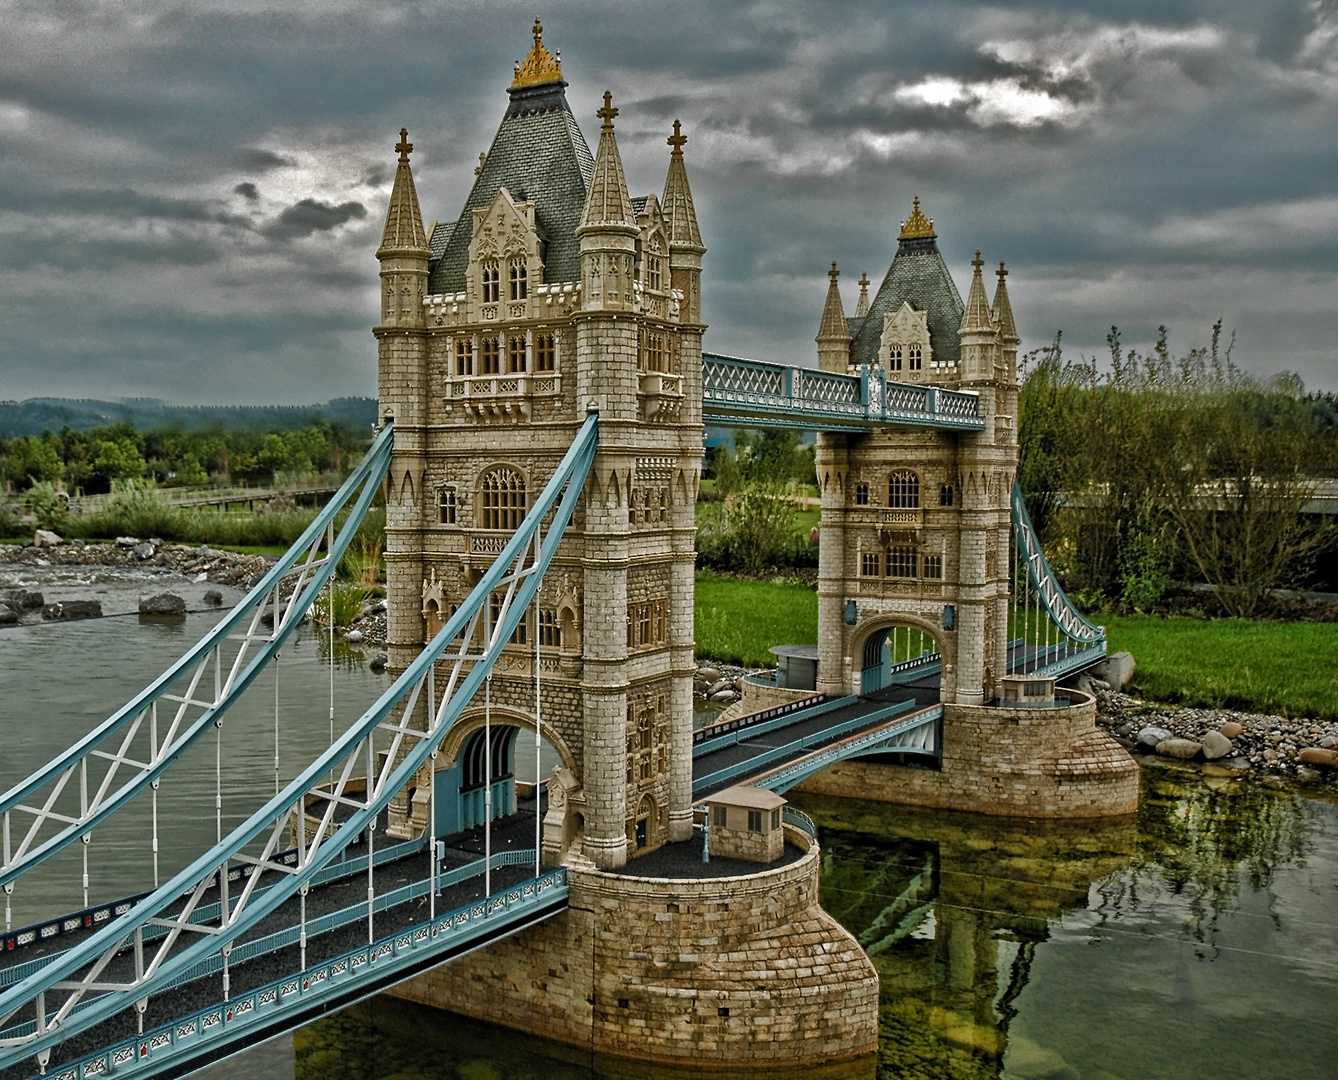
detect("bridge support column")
[816,433,851,697]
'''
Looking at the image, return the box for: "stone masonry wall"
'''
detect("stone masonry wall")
[388,826,880,1065]
[796,690,1138,818]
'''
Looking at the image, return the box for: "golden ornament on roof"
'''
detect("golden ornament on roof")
[512,18,564,88]
[899,196,935,240]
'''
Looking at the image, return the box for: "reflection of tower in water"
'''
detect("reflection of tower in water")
[805,794,1136,1077]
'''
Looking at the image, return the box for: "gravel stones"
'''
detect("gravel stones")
[1218,721,1245,740]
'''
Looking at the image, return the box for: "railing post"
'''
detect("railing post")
[859,367,869,413]
[926,387,938,416]
[784,365,795,402]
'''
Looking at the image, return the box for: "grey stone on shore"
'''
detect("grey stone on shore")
[369,651,388,673]
[204,589,224,606]
[1093,651,1136,692]
[115,536,139,547]
[132,542,156,560]
[345,629,364,644]
[3,589,44,610]
[1156,738,1203,759]
[1321,735,1338,750]
[1200,730,1234,760]
[709,689,738,704]
[697,666,722,685]
[139,593,187,618]
[33,529,63,548]
[0,607,17,625]
[1135,726,1173,750]
[42,600,102,621]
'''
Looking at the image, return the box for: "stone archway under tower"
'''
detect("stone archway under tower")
[851,614,949,703]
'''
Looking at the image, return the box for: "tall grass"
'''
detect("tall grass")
[1102,615,1338,721]
[694,571,817,667]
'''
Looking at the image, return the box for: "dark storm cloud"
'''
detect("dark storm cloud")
[263,198,368,241]
[0,0,1333,403]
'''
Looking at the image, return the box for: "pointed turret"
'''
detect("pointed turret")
[577,92,638,312]
[959,251,994,334]
[817,263,851,372]
[992,261,1020,388]
[579,92,637,235]
[854,272,870,318]
[958,251,1000,384]
[661,119,705,323]
[377,129,430,330]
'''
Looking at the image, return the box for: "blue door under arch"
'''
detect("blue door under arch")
[433,725,517,836]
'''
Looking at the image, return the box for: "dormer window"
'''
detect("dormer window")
[481,261,501,303]
[508,259,528,301]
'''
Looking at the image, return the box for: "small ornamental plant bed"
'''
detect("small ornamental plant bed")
[1102,614,1338,722]
[694,570,817,668]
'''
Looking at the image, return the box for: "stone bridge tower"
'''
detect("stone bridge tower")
[814,199,1019,706]
[375,22,704,869]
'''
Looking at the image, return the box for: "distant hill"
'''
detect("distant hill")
[0,397,378,438]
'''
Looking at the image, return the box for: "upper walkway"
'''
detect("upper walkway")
[700,353,985,433]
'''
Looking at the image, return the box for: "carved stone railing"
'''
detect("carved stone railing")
[444,371,562,423]
[701,354,985,432]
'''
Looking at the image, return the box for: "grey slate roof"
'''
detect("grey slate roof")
[427,220,455,276]
[428,82,595,293]
[849,235,965,368]
[631,195,649,215]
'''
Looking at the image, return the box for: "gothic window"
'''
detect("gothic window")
[537,608,561,647]
[855,483,869,506]
[626,598,668,649]
[889,345,903,372]
[479,466,525,529]
[640,329,671,373]
[535,332,556,372]
[940,484,954,507]
[908,345,923,371]
[479,337,501,375]
[438,487,457,525]
[647,238,664,291]
[923,554,944,579]
[455,338,473,376]
[887,546,918,578]
[481,261,501,303]
[861,552,880,576]
[489,591,527,644]
[888,470,920,509]
[508,259,528,301]
[507,333,526,373]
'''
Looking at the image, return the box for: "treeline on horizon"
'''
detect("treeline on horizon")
[1019,323,1338,617]
[0,396,377,440]
[0,416,374,496]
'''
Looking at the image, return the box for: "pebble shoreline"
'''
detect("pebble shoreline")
[0,538,275,590]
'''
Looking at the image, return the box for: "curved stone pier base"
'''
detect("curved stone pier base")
[387,825,879,1067]
[797,689,1139,818]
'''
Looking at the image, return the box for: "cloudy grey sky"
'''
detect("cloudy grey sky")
[1,0,1335,403]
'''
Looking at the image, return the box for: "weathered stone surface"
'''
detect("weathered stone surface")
[1200,730,1234,760]
[139,592,186,618]
[0,607,17,625]
[1298,748,1338,768]
[1320,735,1338,750]
[1155,738,1202,759]
[115,536,139,547]
[705,678,733,697]
[1093,651,1135,692]
[203,589,224,606]
[1218,720,1245,740]
[696,665,721,684]
[132,542,156,560]
[708,688,737,704]
[345,629,365,644]
[33,529,63,547]
[1135,725,1173,750]
[369,651,388,672]
[4,589,44,610]
[42,600,102,621]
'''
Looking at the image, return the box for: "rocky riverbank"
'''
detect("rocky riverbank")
[1095,688,1338,782]
[0,538,275,590]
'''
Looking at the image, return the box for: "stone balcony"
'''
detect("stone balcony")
[638,371,683,422]
[423,282,583,328]
[444,371,562,424]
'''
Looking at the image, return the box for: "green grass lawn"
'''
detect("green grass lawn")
[1101,615,1338,721]
[694,571,817,667]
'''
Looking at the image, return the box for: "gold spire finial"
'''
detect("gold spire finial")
[829,261,840,282]
[395,128,412,164]
[597,91,618,132]
[899,195,935,240]
[511,17,564,88]
[668,119,687,159]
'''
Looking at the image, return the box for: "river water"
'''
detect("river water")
[2,564,1336,1080]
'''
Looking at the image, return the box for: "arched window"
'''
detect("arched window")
[535,332,556,372]
[888,470,920,509]
[508,259,528,300]
[908,345,923,371]
[888,345,903,372]
[939,484,954,507]
[480,261,500,303]
[479,467,526,530]
[647,237,664,291]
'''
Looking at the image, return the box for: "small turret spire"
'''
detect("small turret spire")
[992,261,1019,344]
[511,18,564,88]
[959,250,993,333]
[578,91,636,236]
[817,262,851,372]
[855,272,870,317]
[662,118,704,253]
[379,127,428,254]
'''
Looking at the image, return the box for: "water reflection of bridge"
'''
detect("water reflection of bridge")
[802,793,1136,1077]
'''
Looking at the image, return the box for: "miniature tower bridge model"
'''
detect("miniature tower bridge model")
[0,21,1137,1080]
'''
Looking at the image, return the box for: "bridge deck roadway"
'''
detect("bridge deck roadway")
[0,807,547,1080]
